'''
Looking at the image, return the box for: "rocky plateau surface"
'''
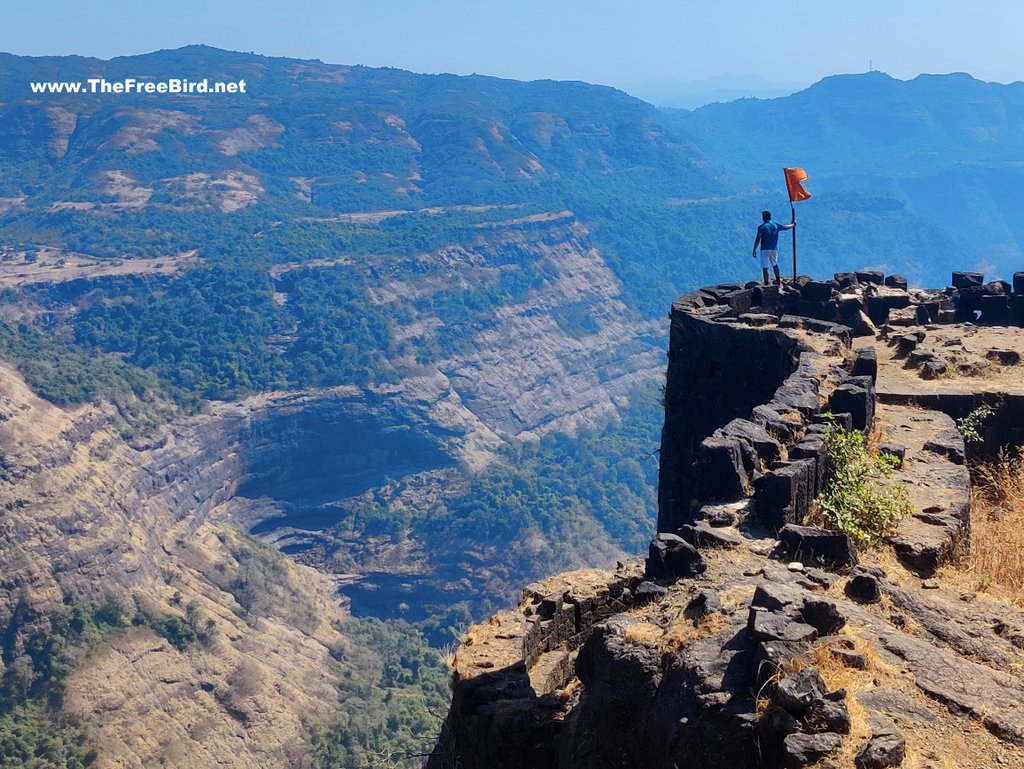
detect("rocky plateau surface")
[432,270,1024,769]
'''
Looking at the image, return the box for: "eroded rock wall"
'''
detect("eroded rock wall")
[657,300,802,532]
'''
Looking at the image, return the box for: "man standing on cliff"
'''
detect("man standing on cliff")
[752,211,794,286]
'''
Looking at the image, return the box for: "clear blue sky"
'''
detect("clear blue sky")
[4,0,1023,90]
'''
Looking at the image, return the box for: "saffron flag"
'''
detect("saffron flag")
[784,167,812,202]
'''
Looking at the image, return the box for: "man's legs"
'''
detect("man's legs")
[762,267,771,285]
[773,264,782,285]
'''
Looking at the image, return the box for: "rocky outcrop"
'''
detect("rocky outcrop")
[435,270,1024,769]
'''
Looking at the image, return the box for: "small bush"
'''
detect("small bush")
[957,403,995,445]
[814,422,911,549]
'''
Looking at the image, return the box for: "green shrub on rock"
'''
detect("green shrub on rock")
[815,422,911,549]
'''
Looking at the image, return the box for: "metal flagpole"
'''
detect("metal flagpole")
[791,202,797,282]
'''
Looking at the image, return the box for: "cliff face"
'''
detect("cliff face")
[657,294,802,532]
[0,361,491,767]
[0,365,384,767]
[433,271,1024,769]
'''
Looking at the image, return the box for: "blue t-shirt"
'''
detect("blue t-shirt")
[757,221,784,251]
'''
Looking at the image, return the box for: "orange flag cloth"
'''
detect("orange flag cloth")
[784,167,812,202]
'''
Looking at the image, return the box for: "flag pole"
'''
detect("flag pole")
[784,167,810,283]
[791,202,797,282]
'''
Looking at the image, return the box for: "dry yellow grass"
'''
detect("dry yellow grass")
[961,449,1024,600]
[755,631,905,764]
[660,611,730,653]
[623,622,665,647]
[810,632,899,767]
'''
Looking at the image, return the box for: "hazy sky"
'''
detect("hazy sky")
[5,0,1024,92]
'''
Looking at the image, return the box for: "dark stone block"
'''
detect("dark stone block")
[784,733,843,768]
[725,289,754,314]
[761,706,801,737]
[921,360,947,379]
[856,270,884,285]
[849,310,878,337]
[883,274,908,290]
[739,312,780,327]
[789,438,828,495]
[698,503,738,527]
[833,272,859,289]
[851,347,878,383]
[748,609,818,644]
[907,349,935,366]
[756,460,816,530]
[634,581,668,606]
[806,696,852,734]
[845,573,881,603]
[1010,295,1024,324]
[678,521,743,549]
[673,291,709,311]
[952,271,984,289]
[684,589,720,618]
[523,616,543,667]
[646,533,707,580]
[779,314,853,344]
[752,582,802,611]
[987,348,1021,365]
[956,285,984,316]
[696,435,750,500]
[797,299,839,322]
[829,384,875,432]
[751,404,803,444]
[781,288,802,310]
[801,280,837,302]
[982,280,1011,295]
[855,716,906,769]
[837,294,865,317]
[773,377,822,417]
[752,283,782,309]
[801,598,846,636]
[705,282,747,299]
[756,640,814,688]
[1015,272,1024,296]
[979,294,1012,324]
[866,293,911,325]
[774,667,827,715]
[919,301,940,322]
[777,524,858,570]
[803,567,835,590]
[719,418,784,470]
[830,647,868,669]
[897,333,921,358]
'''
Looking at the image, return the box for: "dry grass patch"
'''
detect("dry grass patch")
[623,621,665,647]
[814,632,899,767]
[756,631,904,763]
[660,611,730,653]
[962,449,1024,601]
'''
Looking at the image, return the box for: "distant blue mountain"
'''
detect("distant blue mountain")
[666,71,1024,283]
[622,74,808,109]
